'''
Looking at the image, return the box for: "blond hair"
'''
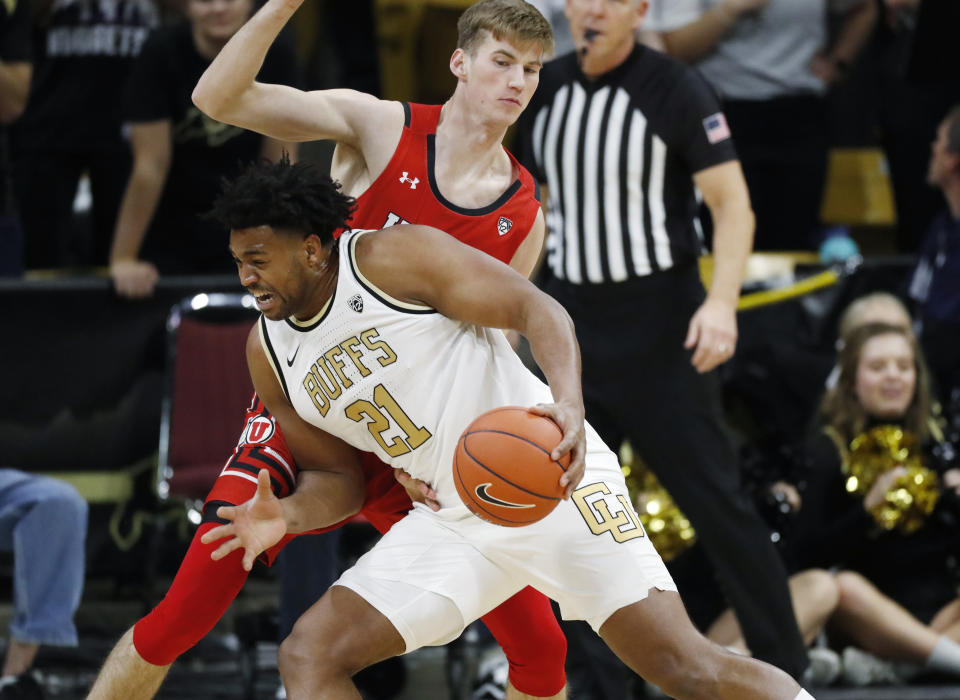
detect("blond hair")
[457,0,554,56]
[837,292,912,341]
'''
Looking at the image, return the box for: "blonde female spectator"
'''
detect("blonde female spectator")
[787,322,960,685]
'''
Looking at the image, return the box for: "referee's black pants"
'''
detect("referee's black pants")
[545,265,809,690]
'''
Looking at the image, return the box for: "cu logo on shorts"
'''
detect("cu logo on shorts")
[572,482,645,543]
[241,415,276,445]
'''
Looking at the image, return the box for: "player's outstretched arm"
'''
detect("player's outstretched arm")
[192,0,402,147]
[355,227,587,496]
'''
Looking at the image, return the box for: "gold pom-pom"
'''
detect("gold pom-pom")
[868,465,940,533]
[846,426,920,494]
[846,426,940,532]
[620,443,696,561]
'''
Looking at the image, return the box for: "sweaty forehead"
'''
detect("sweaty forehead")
[230,225,279,254]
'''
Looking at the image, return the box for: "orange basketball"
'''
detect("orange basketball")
[454,406,570,527]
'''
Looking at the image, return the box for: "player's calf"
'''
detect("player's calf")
[600,589,803,700]
[278,586,409,697]
[86,628,170,700]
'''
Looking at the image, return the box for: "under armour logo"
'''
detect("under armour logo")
[348,294,364,313]
[399,172,419,189]
[497,217,513,236]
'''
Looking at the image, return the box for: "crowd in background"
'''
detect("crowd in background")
[2,0,958,267]
[1,0,959,697]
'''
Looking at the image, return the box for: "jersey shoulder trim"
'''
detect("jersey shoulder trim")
[283,291,334,332]
[426,135,523,216]
[344,230,437,315]
[258,316,291,402]
[405,102,443,134]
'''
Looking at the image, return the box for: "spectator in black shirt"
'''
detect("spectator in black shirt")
[109,0,300,298]
[13,0,158,270]
[908,105,960,403]
[0,0,32,277]
[517,0,810,694]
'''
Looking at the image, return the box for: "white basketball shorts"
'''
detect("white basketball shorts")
[334,464,677,653]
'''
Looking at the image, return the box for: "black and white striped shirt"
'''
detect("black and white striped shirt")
[519,45,737,285]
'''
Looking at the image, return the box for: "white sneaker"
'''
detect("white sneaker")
[471,646,508,700]
[806,647,841,686]
[841,647,902,686]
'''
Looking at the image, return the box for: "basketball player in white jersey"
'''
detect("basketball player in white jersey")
[203,158,816,700]
[90,3,568,698]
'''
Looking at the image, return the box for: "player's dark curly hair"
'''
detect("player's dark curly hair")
[210,154,355,244]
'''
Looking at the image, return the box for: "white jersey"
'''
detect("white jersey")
[260,229,621,511]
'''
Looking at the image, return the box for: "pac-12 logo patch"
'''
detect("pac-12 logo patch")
[240,415,276,446]
[497,217,513,236]
[348,294,364,312]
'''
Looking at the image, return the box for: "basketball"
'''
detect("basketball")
[454,406,570,527]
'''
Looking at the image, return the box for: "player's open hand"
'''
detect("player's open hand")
[395,469,441,511]
[528,402,586,499]
[684,297,737,373]
[200,469,287,571]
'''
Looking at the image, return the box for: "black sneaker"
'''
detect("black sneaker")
[0,672,44,700]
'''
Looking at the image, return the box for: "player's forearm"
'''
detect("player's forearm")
[192,0,296,121]
[520,297,583,411]
[110,163,168,262]
[279,469,364,534]
[706,194,753,307]
[0,62,31,124]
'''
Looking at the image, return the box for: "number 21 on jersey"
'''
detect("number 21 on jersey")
[345,383,432,458]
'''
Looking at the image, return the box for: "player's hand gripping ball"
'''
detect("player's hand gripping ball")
[454,406,569,526]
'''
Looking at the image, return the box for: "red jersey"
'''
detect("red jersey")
[337,102,541,264]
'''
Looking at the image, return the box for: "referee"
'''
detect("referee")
[517,0,810,693]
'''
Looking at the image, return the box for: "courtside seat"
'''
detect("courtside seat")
[157,293,259,510]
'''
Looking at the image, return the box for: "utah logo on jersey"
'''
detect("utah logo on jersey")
[348,294,364,313]
[238,414,276,447]
[497,216,513,236]
[382,211,411,229]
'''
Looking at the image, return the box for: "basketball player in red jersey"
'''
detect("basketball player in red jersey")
[87,2,568,699]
